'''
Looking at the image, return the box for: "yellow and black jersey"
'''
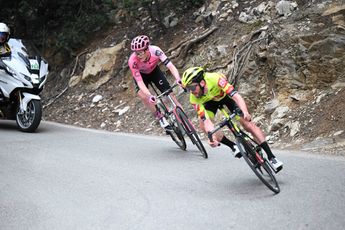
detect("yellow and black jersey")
[190,72,237,119]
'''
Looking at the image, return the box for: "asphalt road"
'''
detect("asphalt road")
[1,121,345,230]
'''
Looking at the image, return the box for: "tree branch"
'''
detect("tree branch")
[168,26,218,61]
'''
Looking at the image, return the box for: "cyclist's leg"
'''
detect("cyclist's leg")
[236,116,277,158]
[133,78,157,114]
[228,98,276,160]
[134,73,166,122]
[150,66,171,93]
[145,67,174,129]
[149,67,175,107]
[240,117,283,170]
[222,95,264,142]
[224,96,282,169]
[150,67,183,108]
[239,118,266,143]
[203,100,236,149]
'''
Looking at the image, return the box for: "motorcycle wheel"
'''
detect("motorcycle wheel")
[16,99,42,132]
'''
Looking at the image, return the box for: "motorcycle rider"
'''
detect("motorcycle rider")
[0,22,11,57]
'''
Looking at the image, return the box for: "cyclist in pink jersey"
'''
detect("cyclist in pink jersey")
[128,35,182,132]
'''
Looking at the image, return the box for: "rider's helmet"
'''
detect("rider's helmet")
[0,22,10,45]
[181,67,205,88]
[131,35,150,51]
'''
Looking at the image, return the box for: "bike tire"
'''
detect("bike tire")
[16,99,42,133]
[236,137,280,194]
[168,113,187,150]
[175,107,208,159]
[157,102,186,150]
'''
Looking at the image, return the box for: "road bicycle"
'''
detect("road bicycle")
[207,106,280,193]
[152,83,208,158]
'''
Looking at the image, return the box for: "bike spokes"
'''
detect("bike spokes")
[238,138,280,194]
[167,113,186,150]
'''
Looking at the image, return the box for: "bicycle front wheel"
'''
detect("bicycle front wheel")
[167,113,187,150]
[157,102,186,150]
[175,107,208,159]
[237,137,280,194]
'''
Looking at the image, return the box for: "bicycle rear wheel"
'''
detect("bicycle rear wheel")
[175,107,208,159]
[236,137,280,194]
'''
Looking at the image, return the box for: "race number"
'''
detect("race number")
[218,77,227,88]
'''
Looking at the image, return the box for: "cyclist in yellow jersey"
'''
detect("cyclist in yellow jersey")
[181,67,283,172]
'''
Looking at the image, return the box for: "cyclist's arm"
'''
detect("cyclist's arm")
[203,117,219,147]
[191,102,218,147]
[128,56,152,96]
[153,45,181,82]
[217,75,251,121]
[191,102,213,133]
[203,118,216,133]
[137,80,151,96]
[231,93,251,121]
[166,61,181,82]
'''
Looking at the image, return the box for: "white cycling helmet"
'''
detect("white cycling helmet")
[0,22,10,44]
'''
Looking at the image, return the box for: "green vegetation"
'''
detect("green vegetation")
[1,0,111,57]
[1,0,205,62]
[122,0,205,10]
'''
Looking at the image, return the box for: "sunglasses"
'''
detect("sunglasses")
[0,32,8,42]
[186,83,198,92]
[135,49,147,56]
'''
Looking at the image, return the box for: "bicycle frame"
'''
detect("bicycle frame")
[151,83,179,117]
[208,107,264,163]
[207,106,280,193]
[150,83,208,158]
[207,107,246,140]
[149,83,186,150]
[152,83,195,133]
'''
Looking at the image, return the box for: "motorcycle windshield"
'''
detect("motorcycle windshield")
[3,39,31,76]
[8,39,28,57]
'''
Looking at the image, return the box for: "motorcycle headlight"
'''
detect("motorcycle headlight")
[31,74,40,84]
[23,74,31,82]
[22,74,40,84]
[6,66,16,76]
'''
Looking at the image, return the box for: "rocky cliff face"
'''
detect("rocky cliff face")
[42,0,345,155]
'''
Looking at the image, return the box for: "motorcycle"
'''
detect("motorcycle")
[0,39,48,132]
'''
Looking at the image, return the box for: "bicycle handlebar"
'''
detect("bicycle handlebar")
[156,83,179,99]
[207,111,239,142]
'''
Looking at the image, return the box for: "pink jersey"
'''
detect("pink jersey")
[128,45,169,82]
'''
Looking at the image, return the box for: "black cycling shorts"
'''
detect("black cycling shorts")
[133,66,171,93]
[203,94,241,119]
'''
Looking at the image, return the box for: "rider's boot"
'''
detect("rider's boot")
[231,145,242,158]
[260,141,283,172]
[220,136,242,158]
[269,157,283,172]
